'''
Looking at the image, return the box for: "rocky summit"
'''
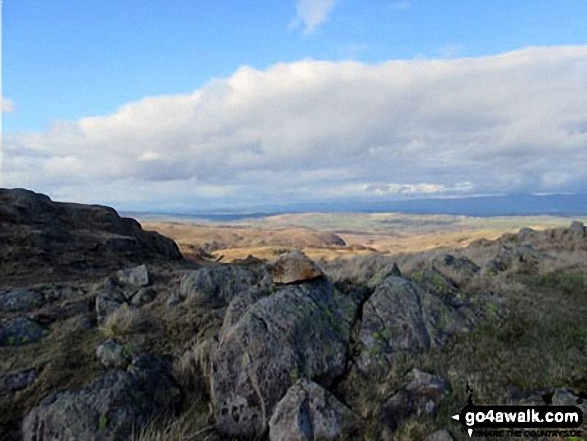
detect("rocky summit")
[1,189,586,440]
[0,188,181,284]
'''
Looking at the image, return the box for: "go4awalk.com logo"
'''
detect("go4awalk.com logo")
[451,392,583,438]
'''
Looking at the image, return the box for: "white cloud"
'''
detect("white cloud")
[1,97,15,113]
[4,46,587,210]
[291,0,338,34]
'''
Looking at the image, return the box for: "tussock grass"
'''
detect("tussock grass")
[99,305,154,338]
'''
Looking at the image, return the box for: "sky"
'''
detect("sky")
[2,0,587,212]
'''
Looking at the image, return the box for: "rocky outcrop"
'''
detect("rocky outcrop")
[22,354,181,441]
[269,251,325,284]
[0,188,182,284]
[180,264,271,306]
[210,279,357,437]
[357,276,471,376]
[269,379,361,441]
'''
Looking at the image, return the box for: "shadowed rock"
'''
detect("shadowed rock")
[0,188,182,284]
[0,289,44,312]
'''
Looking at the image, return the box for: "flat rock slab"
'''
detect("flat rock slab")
[0,289,44,312]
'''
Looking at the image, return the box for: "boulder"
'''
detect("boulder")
[0,368,38,392]
[180,264,271,306]
[0,288,44,312]
[0,317,47,346]
[269,379,361,441]
[210,279,357,437]
[221,288,269,333]
[22,354,181,441]
[96,339,134,369]
[269,251,324,284]
[357,276,470,376]
[117,264,151,287]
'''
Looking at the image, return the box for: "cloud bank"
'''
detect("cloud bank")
[5,46,587,210]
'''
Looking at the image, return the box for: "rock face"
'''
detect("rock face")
[269,379,360,441]
[180,264,271,306]
[269,251,325,284]
[0,188,182,283]
[22,355,181,441]
[210,279,357,437]
[357,276,471,376]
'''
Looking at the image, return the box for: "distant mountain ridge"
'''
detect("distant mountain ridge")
[126,193,587,219]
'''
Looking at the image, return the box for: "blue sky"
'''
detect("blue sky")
[2,1,587,211]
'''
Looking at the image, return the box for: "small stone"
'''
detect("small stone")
[117,264,151,287]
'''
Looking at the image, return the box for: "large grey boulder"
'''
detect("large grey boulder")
[210,279,357,437]
[22,354,181,441]
[0,317,47,346]
[357,276,470,376]
[269,379,361,441]
[269,251,324,284]
[0,288,44,312]
[180,264,271,305]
